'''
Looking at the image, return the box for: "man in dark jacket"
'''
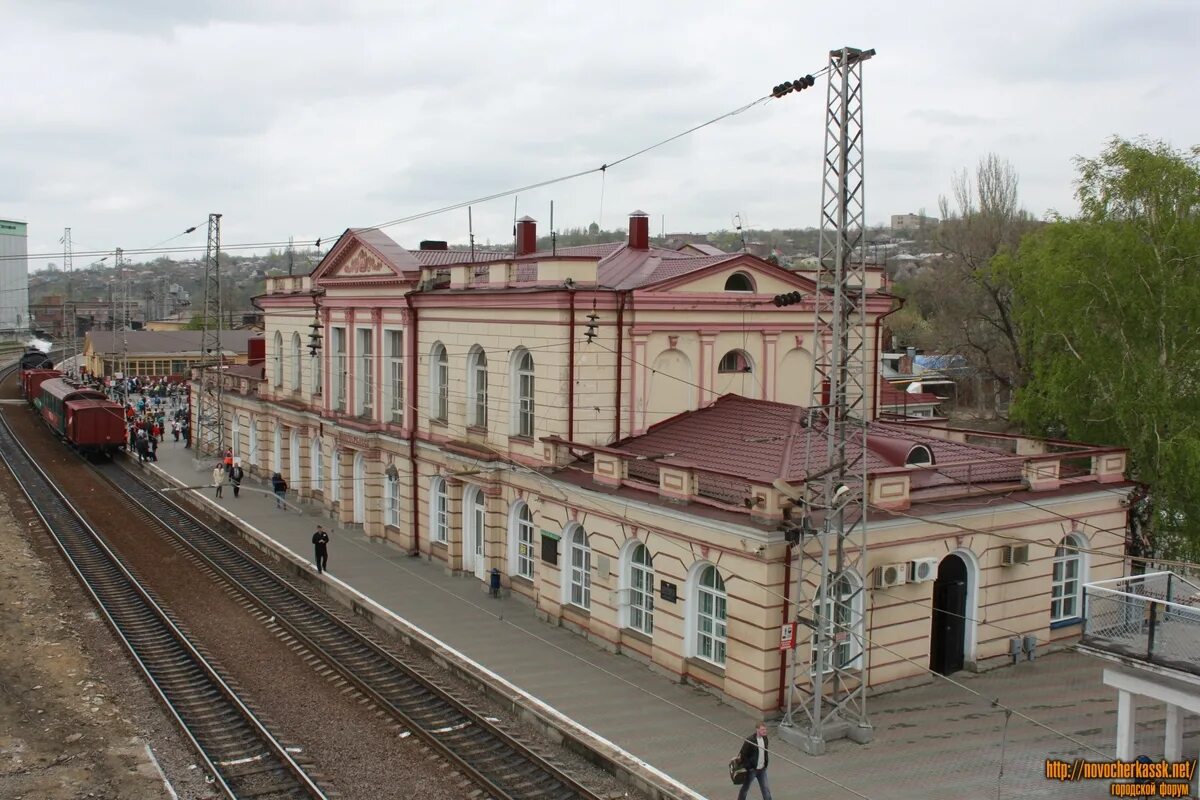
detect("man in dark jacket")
[312,525,330,574]
[736,722,772,800]
[230,461,244,498]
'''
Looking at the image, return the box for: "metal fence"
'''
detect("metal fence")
[1082,571,1200,675]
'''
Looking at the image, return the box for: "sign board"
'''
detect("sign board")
[660,581,678,603]
[779,622,798,651]
[539,531,559,566]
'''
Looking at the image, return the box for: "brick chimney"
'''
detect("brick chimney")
[516,216,537,256]
[629,210,649,250]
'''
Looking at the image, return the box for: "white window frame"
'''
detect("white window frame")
[291,332,302,389]
[566,525,591,610]
[386,471,400,527]
[273,330,284,387]
[512,349,535,439]
[329,449,341,505]
[386,330,404,424]
[695,564,727,666]
[508,501,535,580]
[309,437,322,492]
[1051,534,1088,624]
[231,415,241,458]
[811,571,864,675]
[247,416,258,466]
[467,345,488,429]
[624,542,654,636]
[333,327,347,412]
[356,328,373,418]
[429,477,448,544]
[429,343,448,422]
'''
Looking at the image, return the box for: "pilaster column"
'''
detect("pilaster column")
[443,476,464,570]
[699,331,718,405]
[346,309,357,415]
[631,334,648,435]
[372,308,384,424]
[762,331,780,401]
[1165,702,1183,762]
[321,308,332,416]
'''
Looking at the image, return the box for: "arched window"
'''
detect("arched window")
[718,349,752,374]
[291,332,302,389]
[429,343,448,422]
[310,437,322,491]
[508,501,535,580]
[566,525,591,609]
[272,423,282,474]
[329,449,341,506]
[247,416,258,466]
[813,571,864,675]
[623,542,654,635]
[467,345,488,428]
[385,468,400,528]
[231,415,242,458]
[695,564,727,666]
[289,429,301,485]
[724,272,755,292]
[1051,534,1088,624]
[906,445,933,467]
[311,345,323,396]
[429,477,448,544]
[273,331,284,387]
[511,349,535,438]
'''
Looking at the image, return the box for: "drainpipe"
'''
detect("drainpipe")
[777,541,794,710]
[405,291,420,556]
[567,288,576,441]
[612,292,627,442]
[872,294,905,420]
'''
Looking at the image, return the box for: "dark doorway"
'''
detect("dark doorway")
[930,555,968,675]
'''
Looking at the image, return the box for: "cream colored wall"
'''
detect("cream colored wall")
[264,312,320,405]
[681,268,800,295]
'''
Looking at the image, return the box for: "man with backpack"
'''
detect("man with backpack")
[734,722,772,800]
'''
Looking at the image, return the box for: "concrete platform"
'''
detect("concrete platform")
[130,440,1198,800]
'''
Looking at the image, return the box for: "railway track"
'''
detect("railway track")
[100,459,610,800]
[0,386,329,799]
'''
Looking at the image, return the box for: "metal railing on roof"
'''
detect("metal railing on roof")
[1082,572,1200,677]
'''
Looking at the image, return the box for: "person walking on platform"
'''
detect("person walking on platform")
[230,461,244,498]
[312,525,330,574]
[212,464,225,499]
[735,722,772,800]
[270,472,288,509]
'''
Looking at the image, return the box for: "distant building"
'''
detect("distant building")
[83,329,259,379]
[0,218,29,333]
[890,213,938,232]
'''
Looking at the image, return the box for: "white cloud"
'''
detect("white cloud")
[3,0,1198,261]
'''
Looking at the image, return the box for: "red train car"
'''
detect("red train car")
[22,368,61,399]
[36,378,125,456]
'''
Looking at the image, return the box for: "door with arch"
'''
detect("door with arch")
[352,452,365,525]
[930,554,968,675]
[462,487,486,581]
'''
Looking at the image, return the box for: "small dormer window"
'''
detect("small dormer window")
[724,272,755,292]
[906,445,933,467]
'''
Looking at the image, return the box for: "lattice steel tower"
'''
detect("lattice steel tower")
[780,45,875,755]
[194,213,224,457]
[60,228,74,376]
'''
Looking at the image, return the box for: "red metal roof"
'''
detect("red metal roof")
[608,395,1022,496]
[39,378,107,404]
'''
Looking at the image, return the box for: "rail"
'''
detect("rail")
[1082,572,1200,677]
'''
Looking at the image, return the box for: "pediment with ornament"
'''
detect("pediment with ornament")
[329,248,393,278]
[311,228,418,286]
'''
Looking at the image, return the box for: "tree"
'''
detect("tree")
[895,155,1039,416]
[1007,138,1200,558]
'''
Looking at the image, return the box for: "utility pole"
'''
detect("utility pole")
[779,45,875,756]
[194,214,224,459]
[287,235,294,276]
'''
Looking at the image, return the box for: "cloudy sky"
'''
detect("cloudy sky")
[3,0,1197,267]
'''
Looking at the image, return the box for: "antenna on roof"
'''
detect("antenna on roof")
[550,201,556,256]
[735,212,748,253]
[512,196,519,255]
[468,206,475,263]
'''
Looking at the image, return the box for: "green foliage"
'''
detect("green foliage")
[184,314,215,330]
[1008,138,1200,557]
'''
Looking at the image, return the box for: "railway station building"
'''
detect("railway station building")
[85,330,258,379]
[201,212,1133,714]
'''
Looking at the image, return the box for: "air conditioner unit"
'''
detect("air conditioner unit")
[873,562,908,589]
[909,557,939,583]
[1001,544,1030,566]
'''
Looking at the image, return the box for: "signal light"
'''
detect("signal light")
[773,291,803,307]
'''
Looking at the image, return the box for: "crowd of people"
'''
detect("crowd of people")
[118,378,191,463]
